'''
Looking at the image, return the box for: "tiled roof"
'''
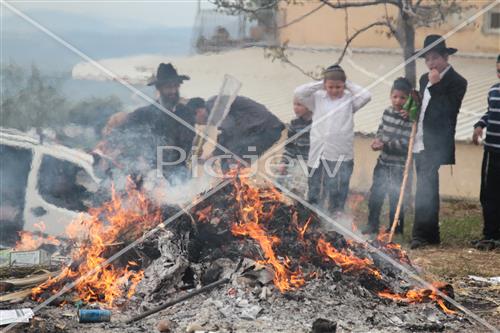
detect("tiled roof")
[73,47,498,141]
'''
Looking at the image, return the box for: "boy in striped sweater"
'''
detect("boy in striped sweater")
[363,78,413,235]
[278,97,312,198]
[472,55,500,249]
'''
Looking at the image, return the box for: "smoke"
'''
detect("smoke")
[143,170,215,206]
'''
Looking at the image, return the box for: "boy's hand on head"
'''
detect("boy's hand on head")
[428,69,441,85]
[472,127,483,145]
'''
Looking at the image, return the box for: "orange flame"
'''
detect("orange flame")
[231,173,305,292]
[297,217,312,243]
[15,222,61,251]
[316,238,381,279]
[378,282,456,314]
[196,205,212,222]
[376,230,410,264]
[32,178,162,307]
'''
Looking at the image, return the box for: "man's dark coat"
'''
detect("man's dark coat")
[418,67,467,165]
[106,100,195,178]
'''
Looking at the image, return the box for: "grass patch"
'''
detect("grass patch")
[349,193,500,278]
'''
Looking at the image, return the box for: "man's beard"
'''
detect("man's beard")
[159,92,180,109]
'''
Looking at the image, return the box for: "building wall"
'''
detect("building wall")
[279,1,499,54]
[352,136,483,199]
[257,133,482,200]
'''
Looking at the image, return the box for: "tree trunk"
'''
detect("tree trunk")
[395,11,417,87]
[402,21,416,87]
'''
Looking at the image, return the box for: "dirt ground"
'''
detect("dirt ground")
[351,194,500,332]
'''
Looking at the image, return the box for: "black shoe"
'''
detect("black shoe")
[471,238,499,246]
[410,239,430,249]
[474,239,500,251]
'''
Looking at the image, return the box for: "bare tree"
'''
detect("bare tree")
[213,0,473,85]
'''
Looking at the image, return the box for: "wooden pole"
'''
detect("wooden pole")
[388,121,417,243]
[125,277,229,324]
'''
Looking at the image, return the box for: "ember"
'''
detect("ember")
[378,282,457,314]
[316,238,381,279]
[374,231,411,265]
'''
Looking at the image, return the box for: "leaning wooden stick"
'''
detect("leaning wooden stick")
[125,277,230,323]
[388,90,421,243]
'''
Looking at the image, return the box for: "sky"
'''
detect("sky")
[1,0,215,28]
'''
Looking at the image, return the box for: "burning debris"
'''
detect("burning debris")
[32,177,163,307]
[15,222,61,252]
[1,171,471,332]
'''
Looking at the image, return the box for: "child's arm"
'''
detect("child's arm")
[375,117,384,140]
[294,81,323,111]
[345,80,372,112]
[282,124,297,162]
[472,92,491,144]
[385,120,413,154]
[279,125,297,174]
[371,112,385,151]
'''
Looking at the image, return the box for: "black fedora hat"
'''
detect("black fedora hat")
[147,63,190,86]
[416,34,457,58]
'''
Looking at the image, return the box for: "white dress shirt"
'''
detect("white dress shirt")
[294,80,372,168]
[413,65,452,153]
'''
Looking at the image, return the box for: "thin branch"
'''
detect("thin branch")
[401,0,417,17]
[277,3,326,29]
[383,2,397,36]
[263,43,323,80]
[211,0,281,16]
[320,0,399,9]
[336,21,391,64]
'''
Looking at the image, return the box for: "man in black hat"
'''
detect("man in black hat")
[411,35,467,249]
[99,63,196,184]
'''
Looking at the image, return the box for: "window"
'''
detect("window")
[490,12,500,29]
[0,144,33,246]
[37,155,96,212]
[484,7,500,34]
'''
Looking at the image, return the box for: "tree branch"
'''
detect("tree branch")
[383,2,397,36]
[211,0,281,17]
[277,3,326,29]
[401,0,417,17]
[320,0,399,9]
[263,42,323,80]
[336,21,391,64]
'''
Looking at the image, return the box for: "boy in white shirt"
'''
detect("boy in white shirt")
[294,65,371,213]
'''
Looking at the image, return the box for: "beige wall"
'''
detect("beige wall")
[279,1,499,54]
[352,136,483,199]
[256,134,482,200]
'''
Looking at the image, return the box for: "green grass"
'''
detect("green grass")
[350,193,484,246]
[349,193,500,277]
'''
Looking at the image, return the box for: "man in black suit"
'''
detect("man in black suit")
[411,35,468,249]
[97,63,196,185]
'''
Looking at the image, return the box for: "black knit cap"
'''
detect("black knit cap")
[187,97,206,110]
[392,77,412,94]
[324,64,344,73]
